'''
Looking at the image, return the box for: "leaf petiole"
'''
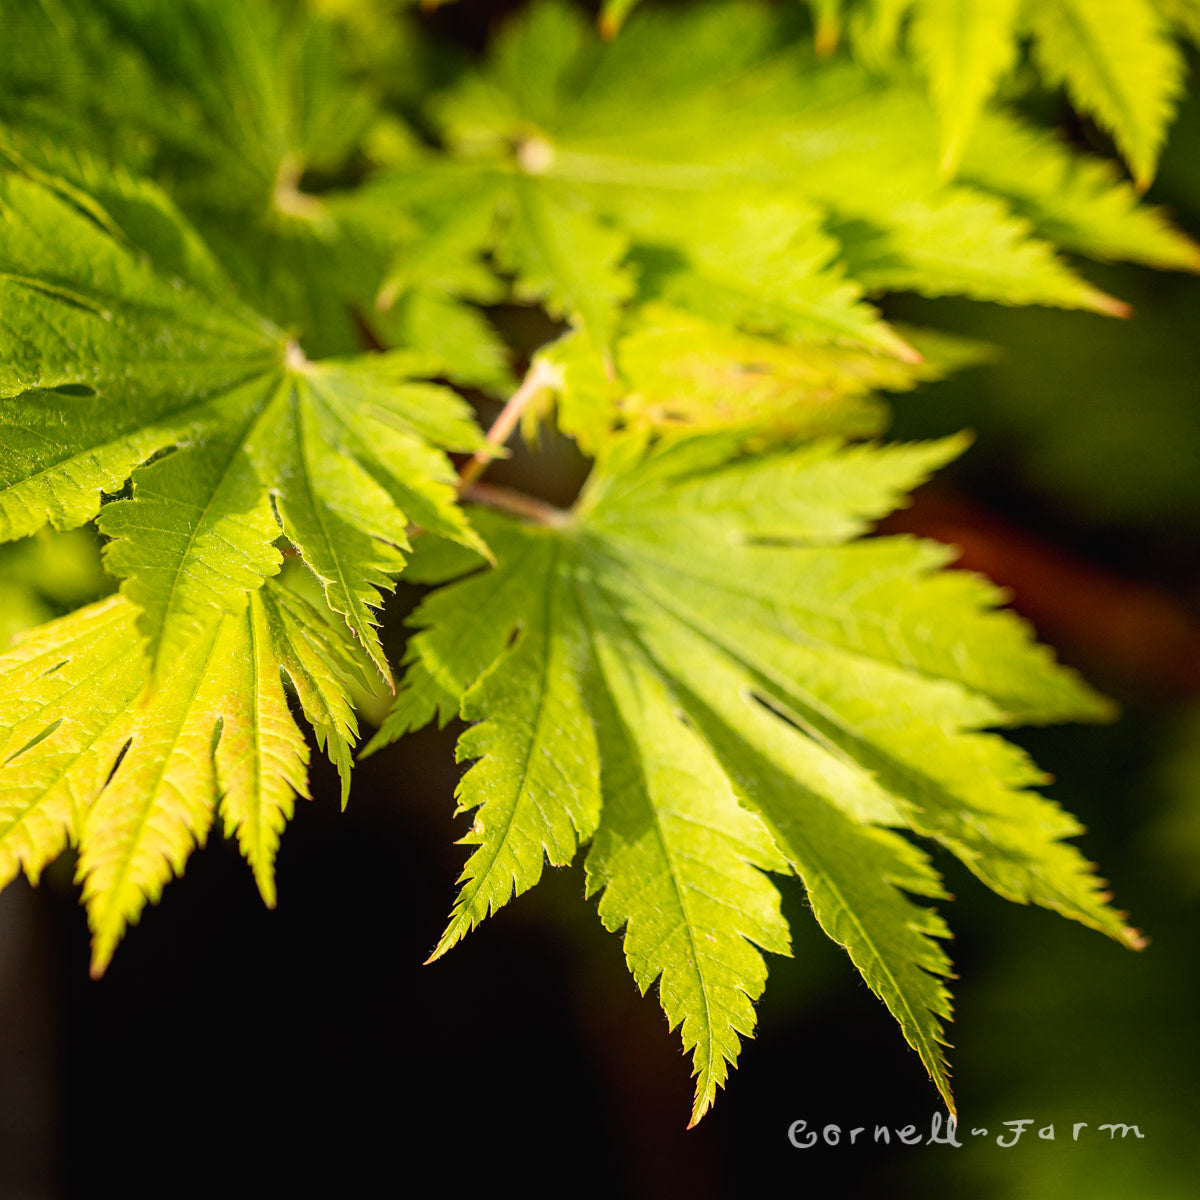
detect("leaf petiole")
[457,358,563,493]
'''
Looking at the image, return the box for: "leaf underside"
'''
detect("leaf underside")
[378,437,1137,1122]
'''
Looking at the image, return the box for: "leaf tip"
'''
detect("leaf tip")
[257,873,279,910]
[427,906,478,963]
[472,534,499,569]
[878,326,924,364]
[1087,290,1135,319]
[424,937,453,966]
[89,939,115,980]
[1121,924,1148,951]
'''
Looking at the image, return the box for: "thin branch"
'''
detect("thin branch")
[462,481,571,528]
[457,358,559,493]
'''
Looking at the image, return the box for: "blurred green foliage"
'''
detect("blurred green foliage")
[0,529,110,648]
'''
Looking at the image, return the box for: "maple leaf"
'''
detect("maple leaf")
[0,0,1175,1124]
[364,0,1200,396]
[0,150,479,971]
[0,0,465,364]
[823,0,1185,188]
[372,433,1138,1123]
[0,577,366,976]
[532,303,984,452]
[9,0,1194,385]
[0,164,485,683]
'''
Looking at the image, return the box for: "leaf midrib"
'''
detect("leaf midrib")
[447,542,564,935]
[571,567,718,1110]
[146,373,283,680]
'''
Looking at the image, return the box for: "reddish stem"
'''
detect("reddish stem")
[462,480,571,528]
[457,360,557,494]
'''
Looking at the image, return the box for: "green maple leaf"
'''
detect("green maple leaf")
[0,577,365,976]
[910,0,1021,177]
[0,0,440,361]
[0,0,1171,1114]
[1026,0,1184,191]
[0,165,485,684]
[9,0,1193,401]
[0,151,472,969]
[824,0,1186,188]
[372,433,1139,1123]
[532,303,984,452]
[357,0,1199,418]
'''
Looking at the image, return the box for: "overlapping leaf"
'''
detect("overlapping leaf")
[0,577,364,975]
[0,0,1166,1126]
[374,435,1138,1121]
[0,166,485,683]
[532,304,985,452]
[367,164,515,391]
[0,0,371,205]
[815,0,1185,186]
[6,0,1194,397]
[396,0,1197,376]
[0,0,425,361]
